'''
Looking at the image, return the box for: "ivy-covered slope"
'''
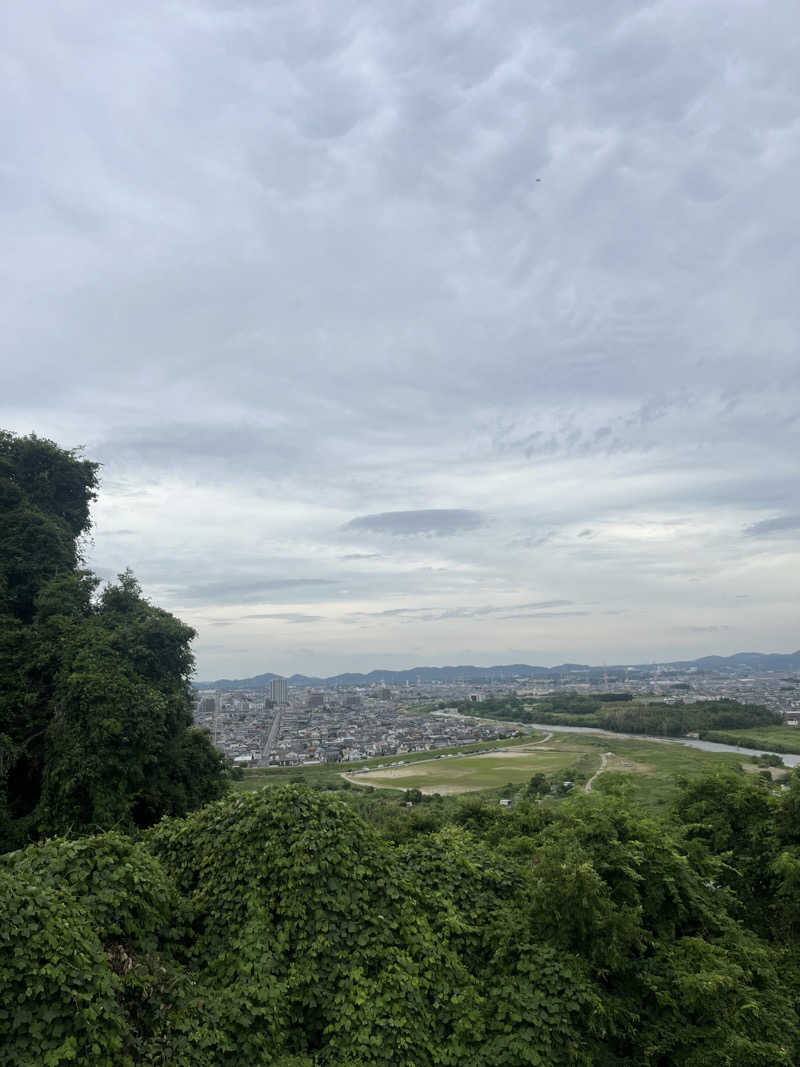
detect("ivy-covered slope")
[3,781,800,1066]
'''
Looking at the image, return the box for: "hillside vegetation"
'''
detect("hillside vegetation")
[4,779,800,1065]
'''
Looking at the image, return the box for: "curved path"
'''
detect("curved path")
[528,731,553,746]
[584,752,612,794]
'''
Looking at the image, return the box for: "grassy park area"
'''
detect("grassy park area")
[235,727,775,811]
[349,732,751,807]
[233,731,541,793]
[346,738,595,794]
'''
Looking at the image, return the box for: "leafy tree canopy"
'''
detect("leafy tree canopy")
[465,693,780,736]
[0,431,228,849]
[3,782,799,1065]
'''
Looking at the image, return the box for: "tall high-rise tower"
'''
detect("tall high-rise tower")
[269,677,288,704]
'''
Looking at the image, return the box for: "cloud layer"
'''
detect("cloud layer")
[344,510,484,536]
[2,0,799,676]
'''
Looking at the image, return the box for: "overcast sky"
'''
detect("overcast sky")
[3,1,799,679]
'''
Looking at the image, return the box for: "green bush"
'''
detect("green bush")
[3,781,800,1065]
[0,869,128,1066]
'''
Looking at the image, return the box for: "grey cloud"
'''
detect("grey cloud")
[242,612,323,623]
[176,578,336,605]
[348,600,575,623]
[92,423,302,482]
[506,601,573,611]
[439,601,575,619]
[343,510,484,537]
[500,611,591,620]
[743,515,800,538]
[509,533,554,550]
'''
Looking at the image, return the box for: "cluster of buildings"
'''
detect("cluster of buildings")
[193,681,515,766]
[509,667,800,720]
[193,663,800,766]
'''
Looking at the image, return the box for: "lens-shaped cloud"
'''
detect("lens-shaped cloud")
[743,515,800,538]
[343,509,484,537]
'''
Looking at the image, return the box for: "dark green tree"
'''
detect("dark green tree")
[525,771,549,798]
[0,430,98,622]
[672,771,780,933]
[0,431,228,849]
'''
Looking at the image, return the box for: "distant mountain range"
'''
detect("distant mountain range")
[194,650,800,690]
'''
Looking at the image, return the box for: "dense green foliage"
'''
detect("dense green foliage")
[3,778,800,1065]
[0,431,228,849]
[700,729,800,754]
[464,693,780,736]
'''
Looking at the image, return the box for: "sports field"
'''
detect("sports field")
[345,738,592,793]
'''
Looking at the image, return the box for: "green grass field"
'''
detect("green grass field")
[233,731,542,793]
[234,727,778,811]
[348,732,751,809]
[579,735,752,809]
[349,740,594,793]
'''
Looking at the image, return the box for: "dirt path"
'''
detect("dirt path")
[340,772,373,788]
[584,752,611,793]
[528,731,553,746]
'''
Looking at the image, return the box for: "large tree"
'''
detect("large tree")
[0,431,227,849]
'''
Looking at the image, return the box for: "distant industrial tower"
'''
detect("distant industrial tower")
[269,677,288,704]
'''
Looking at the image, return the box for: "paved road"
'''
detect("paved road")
[261,707,282,760]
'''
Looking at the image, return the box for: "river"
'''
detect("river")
[525,723,800,768]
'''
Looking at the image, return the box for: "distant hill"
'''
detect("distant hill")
[198,672,286,690]
[194,650,800,690]
[675,651,800,672]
